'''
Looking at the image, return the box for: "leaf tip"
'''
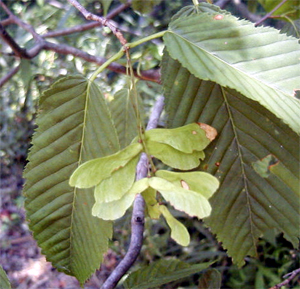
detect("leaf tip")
[197,123,217,141]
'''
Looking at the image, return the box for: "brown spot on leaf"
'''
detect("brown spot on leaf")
[197,123,217,141]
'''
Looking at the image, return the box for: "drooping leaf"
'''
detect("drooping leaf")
[161,53,300,266]
[147,140,205,170]
[258,0,300,20]
[123,259,213,289]
[149,177,213,219]
[159,205,190,246]
[109,88,140,149]
[0,266,11,289]
[198,268,221,289]
[145,123,215,153]
[155,170,219,199]
[69,142,142,188]
[92,178,150,220]
[23,75,119,284]
[94,154,140,203]
[164,5,300,134]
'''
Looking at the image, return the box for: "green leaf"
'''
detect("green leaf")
[281,19,300,38]
[147,140,205,170]
[149,177,214,219]
[109,88,140,149]
[145,123,216,153]
[92,178,150,220]
[123,259,213,289]
[131,0,161,14]
[99,0,112,16]
[155,170,219,200]
[69,142,142,188]
[164,8,300,134]
[198,268,221,289]
[258,0,300,20]
[94,154,139,203]
[161,53,300,266]
[159,205,190,246]
[142,187,161,219]
[23,76,118,284]
[252,154,278,178]
[0,266,11,289]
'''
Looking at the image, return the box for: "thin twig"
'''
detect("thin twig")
[43,1,131,38]
[255,0,288,26]
[269,268,300,289]
[101,96,165,289]
[0,0,160,87]
[0,65,20,87]
[66,0,127,45]
[231,0,261,23]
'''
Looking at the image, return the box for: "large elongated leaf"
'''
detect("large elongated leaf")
[163,6,300,134]
[23,75,120,284]
[109,88,140,149]
[161,53,300,266]
[123,259,213,289]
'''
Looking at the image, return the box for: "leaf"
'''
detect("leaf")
[23,75,119,284]
[99,0,112,16]
[164,6,300,134]
[69,142,142,188]
[149,177,213,219]
[92,178,150,220]
[147,140,205,170]
[198,268,221,289]
[159,205,190,246]
[252,154,278,178]
[281,19,300,38]
[258,0,300,20]
[94,154,139,203]
[161,53,300,266]
[123,259,213,289]
[155,170,219,200]
[145,123,215,153]
[0,266,11,289]
[131,0,161,14]
[142,187,161,219]
[109,88,140,149]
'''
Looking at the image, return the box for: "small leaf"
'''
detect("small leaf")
[94,155,139,203]
[69,142,143,188]
[92,178,150,220]
[145,123,214,153]
[159,205,190,246]
[131,0,161,14]
[123,259,213,289]
[149,177,213,219]
[99,0,112,16]
[0,266,11,289]
[147,140,205,170]
[198,268,221,289]
[142,188,161,219]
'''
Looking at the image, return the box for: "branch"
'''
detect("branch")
[255,0,288,26]
[269,268,300,289]
[231,0,261,23]
[101,96,165,289]
[67,0,127,45]
[43,1,131,38]
[0,0,160,87]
